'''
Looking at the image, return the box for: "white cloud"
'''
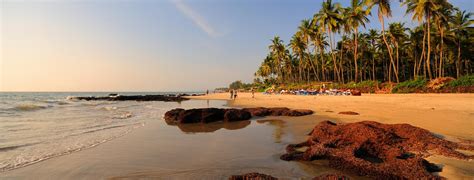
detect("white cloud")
[171,0,220,38]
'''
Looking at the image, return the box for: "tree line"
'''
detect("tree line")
[254,0,473,85]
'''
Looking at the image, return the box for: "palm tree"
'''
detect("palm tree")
[450,9,472,78]
[298,19,319,81]
[346,0,370,82]
[290,33,307,82]
[404,0,443,79]
[388,22,408,79]
[309,24,329,81]
[314,0,342,82]
[432,1,453,77]
[368,29,380,81]
[367,0,399,83]
[269,36,287,83]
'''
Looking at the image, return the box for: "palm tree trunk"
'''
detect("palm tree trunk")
[378,12,399,83]
[328,26,339,82]
[372,56,376,81]
[418,25,427,77]
[426,13,433,79]
[354,29,359,82]
[457,40,461,78]
[340,43,345,83]
[307,48,319,81]
[396,43,399,80]
[439,27,444,77]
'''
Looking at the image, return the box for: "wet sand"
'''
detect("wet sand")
[189,93,474,178]
[1,100,359,179]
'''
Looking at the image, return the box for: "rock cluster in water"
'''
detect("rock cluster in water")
[228,172,278,180]
[338,111,359,115]
[228,173,349,180]
[71,94,189,102]
[280,120,474,179]
[164,107,313,125]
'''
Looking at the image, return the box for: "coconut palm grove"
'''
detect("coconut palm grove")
[251,0,473,93]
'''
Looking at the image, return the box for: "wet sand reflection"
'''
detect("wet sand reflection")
[256,119,286,143]
[173,120,251,133]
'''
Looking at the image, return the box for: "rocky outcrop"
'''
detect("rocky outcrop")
[280,121,474,179]
[228,173,350,180]
[242,107,313,117]
[229,172,278,180]
[338,111,359,115]
[72,94,188,102]
[312,174,350,180]
[164,107,313,125]
[350,90,361,96]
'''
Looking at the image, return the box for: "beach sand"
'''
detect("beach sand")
[190,93,474,140]
[189,93,474,178]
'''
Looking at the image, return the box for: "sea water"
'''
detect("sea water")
[0,92,197,172]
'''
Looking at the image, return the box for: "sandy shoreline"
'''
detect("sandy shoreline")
[2,93,473,179]
[188,93,474,140]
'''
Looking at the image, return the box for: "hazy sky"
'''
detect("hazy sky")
[1,0,473,92]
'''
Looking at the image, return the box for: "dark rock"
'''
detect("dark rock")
[164,108,185,125]
[174,108,225,124]
[73,94,188,102]
[285,109,314,116]
[242,107,313,117]
[201,108,226,123]
[243,107,272,116]
[281,121,474,179]
[224,109,252,122]
[268,107,291,116]
[338,111,359,115]
[350,90,361,96]
[312,174,350,180]
[164,107,314,125]
[229,172,278,180]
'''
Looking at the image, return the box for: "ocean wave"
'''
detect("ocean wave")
[101,106,118,111]
[112,112,133,119]
[12,104,49,111]
[0,123,145,173]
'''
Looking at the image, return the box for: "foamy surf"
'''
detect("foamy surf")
[0,92,172,173]
[12,104,49,111]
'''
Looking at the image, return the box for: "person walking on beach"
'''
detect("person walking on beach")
[251,88,255,98]
[206,89,209,95]
[233,90,238,99]
[230,89,234,99]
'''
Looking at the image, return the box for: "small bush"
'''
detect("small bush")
[427,77,455,90]
[392,78,427,93]
[448,75,474,87]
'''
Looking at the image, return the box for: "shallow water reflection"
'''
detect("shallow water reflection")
[257,119,286,143]
[175,120,251,133]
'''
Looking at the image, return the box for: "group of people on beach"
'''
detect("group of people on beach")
[229,88,255,99]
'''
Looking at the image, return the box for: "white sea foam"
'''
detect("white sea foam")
[12,104,48,111]
[0,92,161,172]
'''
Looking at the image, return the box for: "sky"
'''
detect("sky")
[1,0,473,92]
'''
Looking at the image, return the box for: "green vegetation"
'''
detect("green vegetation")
[392,78,427,93]
[448,75,474,87]
[254,0,473,86]
[228,80,253,90]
